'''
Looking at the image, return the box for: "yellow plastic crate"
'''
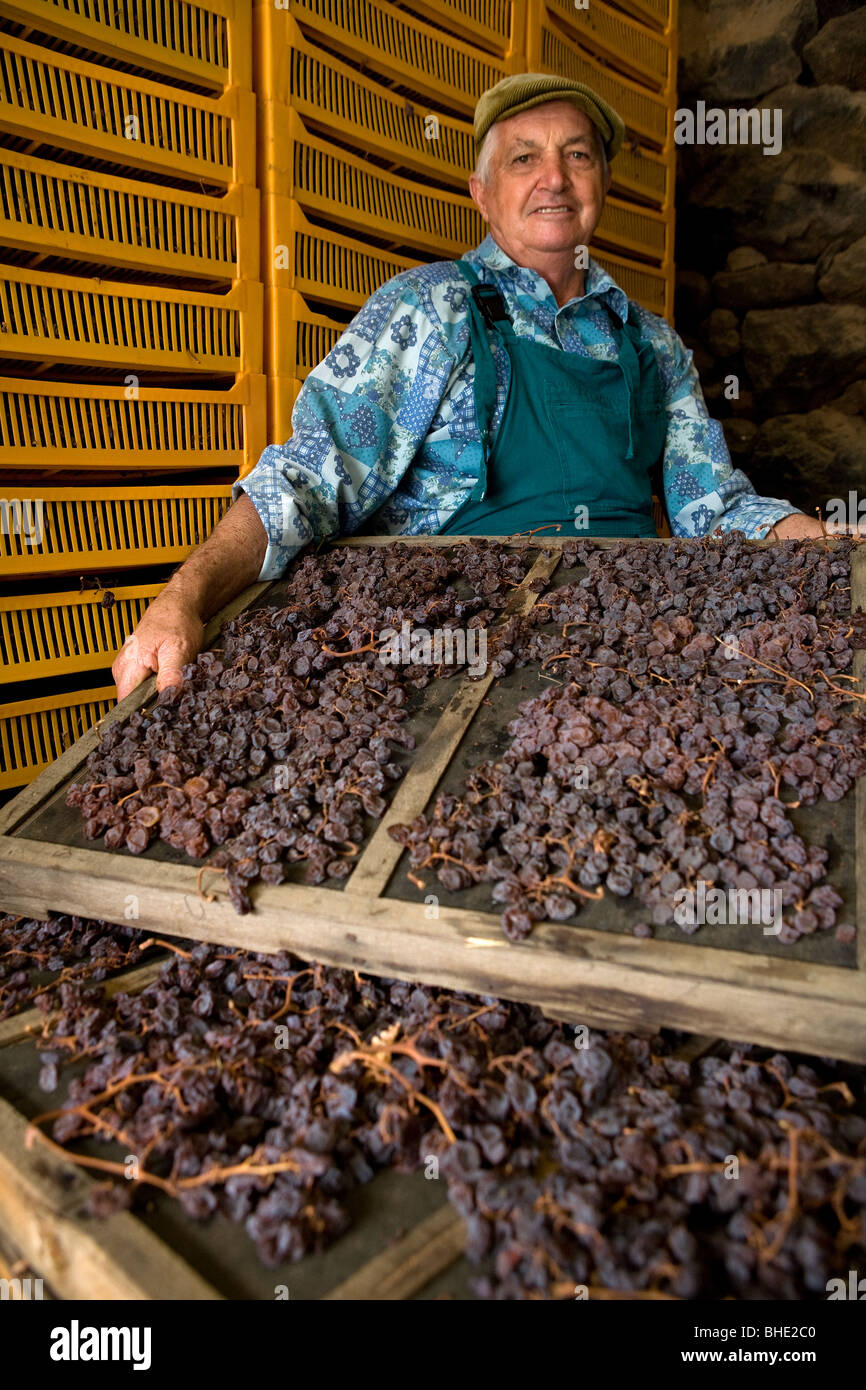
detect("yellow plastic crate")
[265,289,344,383]
[0,33,256,186]
[258,17,474,193]
[0,484,232,575]
[532,22,669,148]
[267,202,419,307]
[284,0,505,115]
[614,142,671,210]
[0,582,163,681]
[0,152,259,282]
[274,111,482,258]
[266,374,304,446]
[1,0,252,93]
[611,0,673,36]
[594,195,670,266]
[0,375,267,474]
[545,0,672,91]
[590,248,669,318]
[0,685,115,790]
[0,266,263,374]
[396,0,518,56]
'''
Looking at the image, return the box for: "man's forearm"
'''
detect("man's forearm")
[163,492,268,620]
[765,513,825,540]
[112,495,268,698]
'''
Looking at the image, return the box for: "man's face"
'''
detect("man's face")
[469,101,610,268]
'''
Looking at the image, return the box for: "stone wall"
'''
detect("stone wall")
[675,0,866,520]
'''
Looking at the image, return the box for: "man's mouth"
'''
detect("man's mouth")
[530,205,575,216]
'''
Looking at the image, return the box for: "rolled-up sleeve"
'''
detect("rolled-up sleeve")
[233,275,457,580]
[654,327,802,540]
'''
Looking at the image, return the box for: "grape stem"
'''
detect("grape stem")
[712,638,815,700]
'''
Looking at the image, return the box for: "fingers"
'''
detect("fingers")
[155,664,186,693]
[154,637,198,693]
[113,633,195,700]
[113,634,155,702]
[113,607,204,702]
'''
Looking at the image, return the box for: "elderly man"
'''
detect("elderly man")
[115,73,827,700]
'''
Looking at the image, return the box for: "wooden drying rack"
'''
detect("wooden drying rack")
[0,535,864,1062]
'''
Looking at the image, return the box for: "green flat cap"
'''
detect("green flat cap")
[474,72,625,161]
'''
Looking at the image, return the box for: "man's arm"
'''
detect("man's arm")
[113,492,267,699]
[237,284,457,582]
[761,512,825,539]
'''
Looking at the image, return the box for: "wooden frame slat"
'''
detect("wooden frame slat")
[0,839,864,1060]
[0,1223,55,1299]
[347,547,560,898]
[0,959,166,1050]
[0,1094,221,1300]
[322,1204,465,1300]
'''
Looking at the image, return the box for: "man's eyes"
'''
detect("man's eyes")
[512,151,591,165]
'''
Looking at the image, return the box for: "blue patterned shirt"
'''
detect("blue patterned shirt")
[235,234,800,579]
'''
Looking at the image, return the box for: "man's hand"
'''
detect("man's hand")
[111,492,269,702]
[113,591,204,701]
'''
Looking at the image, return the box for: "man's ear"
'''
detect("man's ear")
[469,173,488,221]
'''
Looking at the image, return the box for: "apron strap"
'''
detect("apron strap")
[455,258,511,502]
[455,259,514,333]
[454,261,649,476]
[615,309,645,461]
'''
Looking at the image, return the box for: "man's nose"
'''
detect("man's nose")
[536,156,570,190]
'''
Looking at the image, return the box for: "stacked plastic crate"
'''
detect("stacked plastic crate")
[253,0,526,443]
[527,0,677,319]
[0,0,264,791]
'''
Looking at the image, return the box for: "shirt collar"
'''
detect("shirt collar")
[469,232,630,325]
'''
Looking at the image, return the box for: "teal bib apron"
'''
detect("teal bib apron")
[438,259,666,537]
